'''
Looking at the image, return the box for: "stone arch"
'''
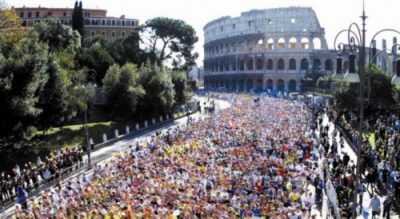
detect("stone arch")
[289,37,297,49]
[278,37,285,48]
[288,79,297,92]
[267,59,274,70]
[266,79,273,90]
[255,78,263,90]
[239,60,245,71]
[224,61,229,71]
[343,60,349,72]
[301,38,309,49]
[325,59,333,71]
[313,37,322,49]
[247,58,254,70]
[300,58,309,70]
[231,59,237,71]
[289,58,296,70]
[256,58,264,70]
[277,79,285,92]
[239,79,244,91]
[313,58,321,70]
[232,79,237,91]
[278,58,285,70]
[246,79,253,91]
[267,38,274,49]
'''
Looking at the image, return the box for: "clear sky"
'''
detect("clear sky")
[7,0,400,66]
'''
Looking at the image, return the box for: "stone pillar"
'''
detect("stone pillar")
[136,123,140,130]
[114,129,119,138]
[160,115,163,122]
[152,118,156,125]
[296,80,301,91]
[103,134,107,142]
[125,126,130,134]
[144,120,148,128]
[166,114,170,120]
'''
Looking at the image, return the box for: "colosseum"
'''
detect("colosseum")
[203,7,336,92]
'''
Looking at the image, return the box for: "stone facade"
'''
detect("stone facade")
[203,7,336,92]
[15,6,138,39]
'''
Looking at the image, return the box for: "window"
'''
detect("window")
[122,20,125,26]
[91,31,95,37]
[22,20,27,26]
[248,21,252,26]
[132,21,136,26]
[63,12,67,17]
[112,20,115,26]
[19,12,24,18]
[102,31,106,36]
[232,24,236,29]
[48,12,52,16]
[35,11,40,18]
[289,59,296,70]
[102,20,105,25]
[91,20,96,25]
[278,59,285,70]
[85,12,90,17]
[291,18,296,24]
[122,31,125,37]
[28,11,31,18]
[220,27,223,32]
[112,31,116,37]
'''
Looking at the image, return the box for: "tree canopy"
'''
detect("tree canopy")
[142,17,198,70]
[334,64,397,112]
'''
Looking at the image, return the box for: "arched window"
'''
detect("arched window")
[247,59,254,70]
[278,38,285,49]
[266,79,273,90]
[256,58,264,70]
[277,79,285,92]
[300,58,309,70]
[289,37,297,49]
[313,58,321,70]
[301,38,309,49]
[278,58,285,70]
[239,60,245,71]
[267,59,274,70]
[313,38,321,49]
[288,80,297,92]
[267,38,274,49]
[289,59,296,70]
[231,59,237,71]
[325,59,333,71]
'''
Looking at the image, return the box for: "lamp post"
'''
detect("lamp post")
[80,69,96,169]
[333,1,400,216]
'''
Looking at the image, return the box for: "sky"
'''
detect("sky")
[8,0,400,66]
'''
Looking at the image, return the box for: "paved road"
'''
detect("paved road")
[1,97,231,218]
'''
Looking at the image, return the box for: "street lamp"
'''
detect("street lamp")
[80,69,96,169]
[333,0,400,216]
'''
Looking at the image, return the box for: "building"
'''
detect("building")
[203,7,336,92]
[188,66,204,87]
[14,6,138,39]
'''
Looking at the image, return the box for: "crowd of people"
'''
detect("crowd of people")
[7,94,339,218]
[323,109,400,218]
[1,148,85,211]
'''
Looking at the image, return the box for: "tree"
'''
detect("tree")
[72,1,84,40]
[77,42,115,85]
[37,54,69,129]
[34,18,81,54]
[0,4,27,55]
[107,32,143,65]
[138,61,175,116]
[103,63,145,117]
[142,17,198,70]
[334,64,396,112]
[171,70,189,105]
[0,36,49,138]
